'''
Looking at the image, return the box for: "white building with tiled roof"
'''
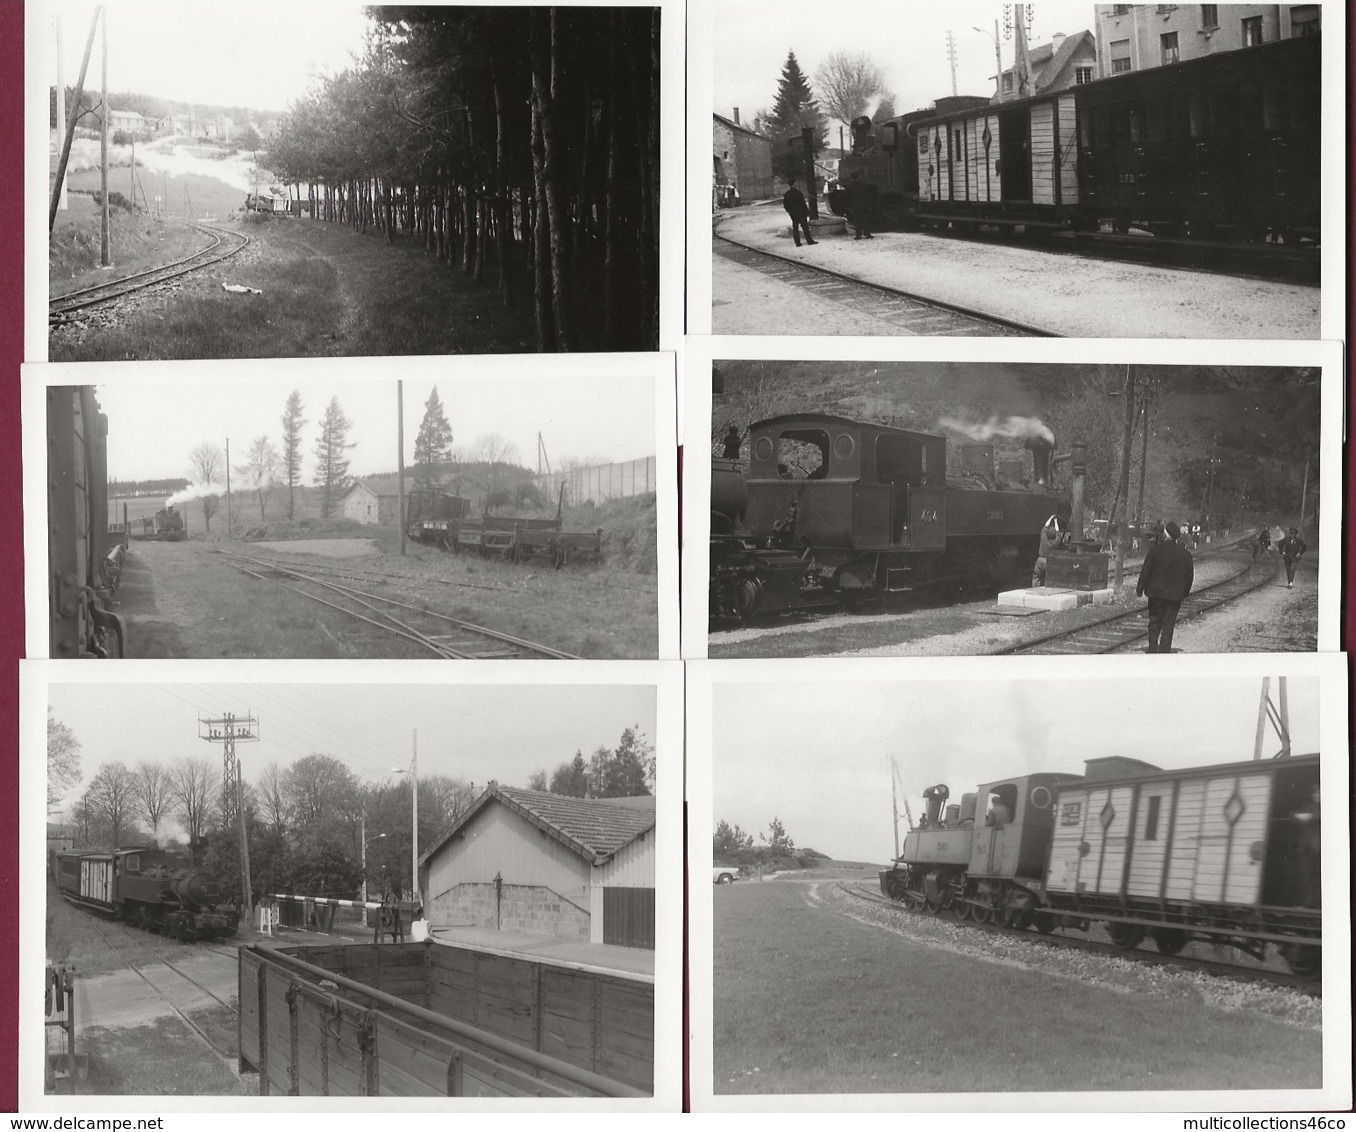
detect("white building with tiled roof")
[421,784,656,949]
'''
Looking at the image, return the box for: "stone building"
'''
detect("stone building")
[713,110,774,205]
[1093,4,1319,76]
[422,785,656,949]
[996,30,1099,97]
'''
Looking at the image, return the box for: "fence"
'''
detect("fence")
[533,456,656,506]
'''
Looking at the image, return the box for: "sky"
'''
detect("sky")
[48,680,658,809]
[92,372,657,483]
[41,0,373,113]
[713,0,1099,132]
[713,676,1322,864]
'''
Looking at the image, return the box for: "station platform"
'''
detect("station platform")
[997,586,1116,612]
[424,925,655,979]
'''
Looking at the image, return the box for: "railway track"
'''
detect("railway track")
[213,548,581,659]
[839,883,1320,996]
[49,221,252,320]
[90,922,242,1067]
[994,548,1279,656]
[713,233,1060,337]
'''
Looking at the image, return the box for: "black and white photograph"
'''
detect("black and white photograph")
[691,1,1341,338]
[22,662,683,1105]
[29,355,677,661]
[685,342,1339,659]
[686,656,1350,1109]
[33,1,676,362]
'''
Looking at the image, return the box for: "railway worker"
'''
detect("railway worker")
[1293,785,1321,907]
[1031,516,1064,587]
[1136,520,1194,653]
[985,798,1011,828]
[845,172,874,240]
[782,178,817,247]
[1277,527,1307,588]
[721,423,743,461]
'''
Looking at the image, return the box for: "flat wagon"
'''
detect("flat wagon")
[238,941,652,1097]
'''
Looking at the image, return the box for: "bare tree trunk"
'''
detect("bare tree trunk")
[492,64,514,307]
[534,9,574,350]
[602,12,621,343]
[529,90,555,350]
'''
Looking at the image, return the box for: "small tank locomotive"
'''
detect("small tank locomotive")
[710,413,1070,620]
[55,846,238,942]
[882,751,1322,978]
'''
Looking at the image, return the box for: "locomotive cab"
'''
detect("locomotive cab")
[969,773,1084,882]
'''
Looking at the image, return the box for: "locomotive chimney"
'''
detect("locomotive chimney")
[922,783,950,825]
[1027,435,1054,486]
[733,107,740,126]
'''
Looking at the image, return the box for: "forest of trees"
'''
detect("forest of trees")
[713,816,828,869]
[526,727,656,799]
[265,7,660,353]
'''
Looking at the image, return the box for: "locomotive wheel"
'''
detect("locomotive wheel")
[884,874,910,903]
[1107,922,1146,950]
[922,896,941,915]
[1282,944,1321,980]
[735,577,765,618]
[951,899,968,921]
[1150,928,1189,957]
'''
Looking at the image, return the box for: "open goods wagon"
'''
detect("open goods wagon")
[239,941,652,1097]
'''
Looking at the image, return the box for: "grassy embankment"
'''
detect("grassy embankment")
[713,880,1321,1094]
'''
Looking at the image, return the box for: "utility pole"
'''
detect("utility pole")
[1112,365,1135,592]
[946,31,958,96]
[53,15,68,212]
[49,8,99,232]
[1253,678,1291,760]
[800,126,819,220]
[397,382,406,557]
[99,7,110,266]
[224,437,232,539]
[199,712,259,926]
[1298,452,1310,532]
[1134,403,1149,526]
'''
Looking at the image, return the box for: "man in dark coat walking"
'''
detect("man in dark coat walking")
[782,178,816,247]
[1136,520,1194,653]
[1277,527,1307,588]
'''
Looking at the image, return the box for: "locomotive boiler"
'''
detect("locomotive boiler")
[710,412,1070,620]
[55,846,239,942]
[882,751,1322,978]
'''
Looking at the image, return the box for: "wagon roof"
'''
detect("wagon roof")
[1053,751,1320,792]
[422,784,656,867]
[750,412,940,439]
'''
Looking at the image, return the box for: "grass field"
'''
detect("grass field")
[712,877,1321,1095]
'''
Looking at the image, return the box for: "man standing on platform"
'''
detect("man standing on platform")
[1136,520,1194,653]
[782,178,817,247]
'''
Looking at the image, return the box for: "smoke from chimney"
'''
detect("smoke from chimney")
[165,482,228,508]
[939,414,1055,445]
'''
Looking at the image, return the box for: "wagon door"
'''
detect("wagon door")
[998,105,1031,202]
[1192,773,1272,906]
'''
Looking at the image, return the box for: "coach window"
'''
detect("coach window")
[1143,796,1163,840]
[1260,85,1283,132]
[1094,106,1113,149]
[1146,98,1168,142]
[1160,32,1180,65]
[777,430,829,480]
[1188,89,1210,137]
[1289,6,1319,37]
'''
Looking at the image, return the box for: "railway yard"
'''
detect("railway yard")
[710,536,1319,659]
[111,531,657,660]
[713,867,1323,1096]
[711,205,1321,339]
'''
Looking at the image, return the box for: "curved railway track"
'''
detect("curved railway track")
[838,882,1319,996]
[994,548,1280,656]
[212,548,581,659]
[89,921,242,1066]
[49,221,252,320]
[714,232,1061,337]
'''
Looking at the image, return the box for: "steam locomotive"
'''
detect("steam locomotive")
[881,751,1321,978]
[832,35,1320,244]
[48,387,127,658]
[54,846,239,942]
[710,413,1069,621]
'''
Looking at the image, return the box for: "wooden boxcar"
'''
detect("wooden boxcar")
[912,35,1320,240]
[238,941,653,1097]
[1043,752,1321,970]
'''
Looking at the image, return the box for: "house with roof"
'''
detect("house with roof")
[997,30,1098,98]
[109,108,147,136]
[338,474,423,525]
[421,784,656,949]
[713,110,774,205]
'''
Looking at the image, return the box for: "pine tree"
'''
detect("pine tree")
[413,387,454,493]
[766,51,828,181]
[313,397,356,519]
[280,390,306,520]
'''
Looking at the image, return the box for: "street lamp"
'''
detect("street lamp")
[392,756,418,905]
[974,22,1004,101]
[360,823,386,907]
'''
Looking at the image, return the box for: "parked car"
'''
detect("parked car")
[713,866,740,885]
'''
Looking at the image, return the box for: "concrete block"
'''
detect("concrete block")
[1020,588,1083,612]
[1087,587,1116,606]
[996,588,1030,607]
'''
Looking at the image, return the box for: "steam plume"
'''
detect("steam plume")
[939,415,1055,446]
[165,483,227,508]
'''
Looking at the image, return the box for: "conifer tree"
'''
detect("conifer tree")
[280,390,306,520]
[766,51,828,181]
[413,387,454,492]
[313,397,356,519]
